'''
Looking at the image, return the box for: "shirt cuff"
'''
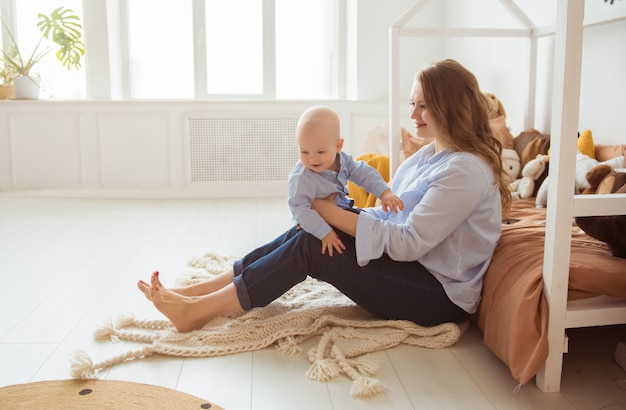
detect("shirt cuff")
[355,212,377,266]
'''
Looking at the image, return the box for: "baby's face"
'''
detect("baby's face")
[298,129,341,173]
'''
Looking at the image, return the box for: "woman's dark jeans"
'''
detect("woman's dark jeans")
[233,226,467,326]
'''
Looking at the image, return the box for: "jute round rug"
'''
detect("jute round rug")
[0,379,223,409]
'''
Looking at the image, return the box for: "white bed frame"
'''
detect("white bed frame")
[389,0,626,392]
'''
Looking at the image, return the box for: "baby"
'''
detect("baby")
[288,105,404,256]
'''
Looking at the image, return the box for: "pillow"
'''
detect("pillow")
[347,154,390,208]
[575,171,626,258]
[595,144,626,162]
[513,129,551,169]
[401,127,432,160]
[489,116,515,150]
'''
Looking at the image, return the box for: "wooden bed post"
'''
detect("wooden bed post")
[535,0,584,392]
[389,24,401,178]
[389,0,431,178]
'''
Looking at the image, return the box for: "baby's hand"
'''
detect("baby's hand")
[380,189,404,213]
[321,230,345,257]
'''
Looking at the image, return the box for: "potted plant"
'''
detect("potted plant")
[0,6,84,99]
[0,64,15,99]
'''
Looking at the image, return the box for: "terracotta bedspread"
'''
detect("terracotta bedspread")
[473,199,626,385]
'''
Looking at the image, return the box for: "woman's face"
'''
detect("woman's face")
[409,80,438,140]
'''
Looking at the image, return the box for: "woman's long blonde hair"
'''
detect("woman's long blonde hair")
[417,59,512,211]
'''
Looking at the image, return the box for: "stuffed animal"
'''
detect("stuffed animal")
[510,154,549,200]
[536,153,626,207]
[575,153,625,192]
[484,92,506,119]
[596,171,626,194]
[581,164,614,194]
[502,148,521,183]
[575,170,626,258]
[362,124,389,156]
[577,129,595,158]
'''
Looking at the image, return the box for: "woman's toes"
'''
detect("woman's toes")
[151,271,162,291]
[137,279,152,300]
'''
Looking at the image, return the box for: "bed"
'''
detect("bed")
[474,198,626,386]
[389,0,626,392]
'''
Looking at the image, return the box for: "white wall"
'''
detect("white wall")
[1,0,624,198]
[348,0,445,102]
[579,18,626,145]
[0,101,387,197]
[443,0,626,143]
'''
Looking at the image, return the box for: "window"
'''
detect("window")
[275,0,337,99]
[126,0,194,99]
[2,0,86,99]
[2,0,341,100]
[204,0,264,95]
[123,0,340,100]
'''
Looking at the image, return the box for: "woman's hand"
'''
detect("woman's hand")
[312,197,358,237]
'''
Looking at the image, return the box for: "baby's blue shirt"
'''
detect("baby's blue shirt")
[288,151,390,240]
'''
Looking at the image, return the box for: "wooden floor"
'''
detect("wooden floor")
[0,196,624,410]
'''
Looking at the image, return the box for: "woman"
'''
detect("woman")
[138,59,512,332]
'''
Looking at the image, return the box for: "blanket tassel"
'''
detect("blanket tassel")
[306,358,340,382]
[275,336,303,357]
[93,319,119,343]
[69,346,155,380]
[332,346,387,397]
[351,375,387,398]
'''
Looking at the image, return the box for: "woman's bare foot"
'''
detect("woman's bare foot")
[145,271,243,333]
[137,277,153,301]
[137,271,200,302]
[149,272,208,332]
[138,268,237,300]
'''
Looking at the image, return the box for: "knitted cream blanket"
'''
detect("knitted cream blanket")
[71,252,467,397]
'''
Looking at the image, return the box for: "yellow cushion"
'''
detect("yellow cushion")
[347,154,390,208]
[577,129,595,158]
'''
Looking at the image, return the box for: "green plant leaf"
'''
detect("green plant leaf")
[1,6,84,82]
[36,7,85,71]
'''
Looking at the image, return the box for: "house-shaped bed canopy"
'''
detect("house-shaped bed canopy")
[388,0,626,392]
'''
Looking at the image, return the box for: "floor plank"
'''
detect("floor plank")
[1,197,624,410]
[387,340,495,410]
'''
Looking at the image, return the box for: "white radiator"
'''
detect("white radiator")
[184,113,300,183]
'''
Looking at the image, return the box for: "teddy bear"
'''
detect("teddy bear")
[575,169,626,258]
[581,164,615,194]
[502,148,521,183]
[510,154,549,200]
[484,92,506,119]
[594,170,626,194]
[535,152,626,207]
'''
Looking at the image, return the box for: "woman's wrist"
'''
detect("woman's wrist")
[312,199,358,236]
